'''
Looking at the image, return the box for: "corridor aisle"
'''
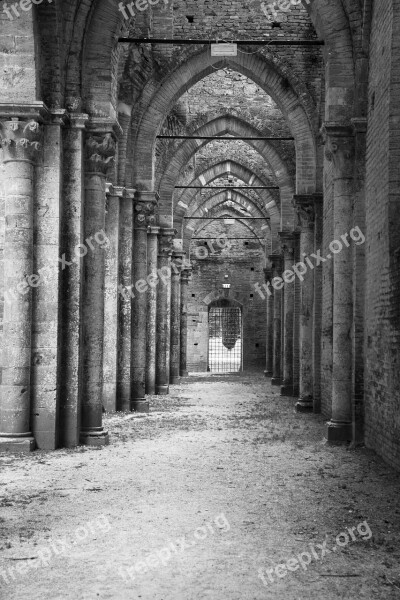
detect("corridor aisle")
[0,374,399,599]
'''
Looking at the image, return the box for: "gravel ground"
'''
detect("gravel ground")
[1,373,400,600]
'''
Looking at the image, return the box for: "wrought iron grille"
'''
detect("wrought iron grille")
[208,300,242,373]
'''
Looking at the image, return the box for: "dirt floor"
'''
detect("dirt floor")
[1,373,400,600]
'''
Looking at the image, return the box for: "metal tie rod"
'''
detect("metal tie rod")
[157,135,294,140]
[118,38,324,46]
[175,186,279,190]
[184,217,269,220]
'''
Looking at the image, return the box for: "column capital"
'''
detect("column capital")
[0,117,43,163]
[320,122,355,177]
[124,188,136,200]
[278,231,296,259]
[106,183,125,198]
[158,228,177,256]
[0,101,49,122]
[148,225,161,236]
[293,195,316,230]
[351,117,367,135]
[133,191,158,229]
[68,113,89,130]
[49,108,69,127]
[84,131,116,176]
[87,117,123,140]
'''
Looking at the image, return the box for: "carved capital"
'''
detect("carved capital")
[321,122,355,178]
[0,117,43,162]
[148,225,160,237]
[133,191,158,229]
[84,131,116,176]
[278,232,296,260]
[158,228,177,256]
[293,195,317,230]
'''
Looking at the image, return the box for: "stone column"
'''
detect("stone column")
[293,196,316,412]
[322,123,355,442]
[278,233,296,396]
[156,228,176,395]
[103,184,122,412]
[80,129,116,446]
[146,226,160,395]
[180,267,192,377]
[269,254,283,386]
[312,194,323,413]
[263,267,274,377]
[170,251,185,384]
[32,109,66,449]
[117,188,134,412]
[59,113,88,447]
[0,109,45,452]
[351,118,367,442]
[131,191,157,412]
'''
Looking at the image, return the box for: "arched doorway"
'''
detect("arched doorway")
[208,299,242,373]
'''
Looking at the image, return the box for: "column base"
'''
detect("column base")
[0,436,35,453]
[145,385,156,396]
[170,375,180,385]
[280,383,294,396]
[156,384,169,395]
[326,420,352,443]
[264,370,273,377]
[180,370,189,377]
[271,377,282,386]
[80,429,109,447]
[295,400,313,413]
[131,399,149,413]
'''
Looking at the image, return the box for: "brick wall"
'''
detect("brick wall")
[364,0,400,469]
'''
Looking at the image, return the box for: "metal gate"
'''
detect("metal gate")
[208,299,242,373]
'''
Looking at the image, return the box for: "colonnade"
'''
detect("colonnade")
[264,122,365,443]
[0,107,192,452]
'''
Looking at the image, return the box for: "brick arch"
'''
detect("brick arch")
[64,0,127,116]
[202,293,246,308]
[174,161,281,239]
[158,114,294,230]
[186,208,265,255]
[133,50,316,193]
[307,0,356,119]
[183,190,268,236]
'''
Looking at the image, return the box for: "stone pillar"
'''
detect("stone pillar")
[0,109,45,452]
[117,188,134,412]
[264,267,274,377]
[131,191,157,412]
[180,267,192,377]
[293,196,316,412]
[156,228,176,395]
[351,118,367,442]
[170,251,185,384]
[59,113,88,447]
[80,129,116,446]
[146,226,160,395]
[292,232,300,397]
[32,109,66,449]
[312,195,323,413]
[322,123,355,442]
[278,233,296,396]
[269,254,283,386]
[103,184,122,412]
